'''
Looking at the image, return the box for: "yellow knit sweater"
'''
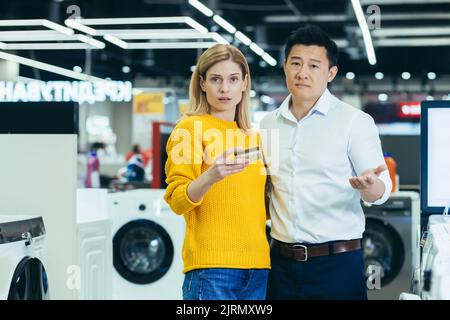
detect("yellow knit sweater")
[164,114,270,273]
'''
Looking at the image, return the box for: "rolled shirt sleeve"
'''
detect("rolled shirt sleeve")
[348,112,392,205]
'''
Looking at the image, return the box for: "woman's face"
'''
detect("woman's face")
[200,59,247,114]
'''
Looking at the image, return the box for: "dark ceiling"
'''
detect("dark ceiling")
[1,0,450,82]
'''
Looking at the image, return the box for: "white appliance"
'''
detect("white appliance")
[362,191,420,300]
[0,134,78,299]
[108,189,185,299]
[420,215,450,299]
[76,189,112,300]
[0,215,49,300]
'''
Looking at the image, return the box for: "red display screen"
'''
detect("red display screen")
[397,101,421,118]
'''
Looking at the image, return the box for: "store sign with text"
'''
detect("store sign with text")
[0,81,132,104]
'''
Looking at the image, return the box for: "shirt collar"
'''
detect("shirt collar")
[277,88,334,121]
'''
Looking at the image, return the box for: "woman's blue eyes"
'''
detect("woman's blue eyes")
[210,77,239,83]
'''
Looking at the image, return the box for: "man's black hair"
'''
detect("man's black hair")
[284,24,339,68]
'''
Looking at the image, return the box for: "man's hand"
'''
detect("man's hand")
[349,164,387,190]
[349,165,387,203]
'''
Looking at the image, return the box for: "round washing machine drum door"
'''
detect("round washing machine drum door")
[8,257,50,300]
[362,219,404,287]
[113,219,174,284]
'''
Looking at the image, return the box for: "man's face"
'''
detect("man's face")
[284,44,338,104]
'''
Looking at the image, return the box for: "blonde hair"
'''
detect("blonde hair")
[185,44,251,131]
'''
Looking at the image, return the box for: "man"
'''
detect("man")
[260,25,392,300]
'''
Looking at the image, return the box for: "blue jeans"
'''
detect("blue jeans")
[267,240,367,300]
[183,268,269,300]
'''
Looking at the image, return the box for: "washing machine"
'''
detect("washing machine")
[420,215,450,299]
[108,189,185,299]
[362,191,420,300]
[76,188,112,300]
[0,215,49,300]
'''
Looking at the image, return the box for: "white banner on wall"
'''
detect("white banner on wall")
[0,80,132,104]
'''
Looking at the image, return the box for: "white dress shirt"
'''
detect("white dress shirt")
[259,89,392,244]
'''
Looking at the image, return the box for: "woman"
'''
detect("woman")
[164,44,270,300]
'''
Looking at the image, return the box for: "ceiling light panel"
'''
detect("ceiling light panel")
[64,16,219,49]
[0,18,102,49]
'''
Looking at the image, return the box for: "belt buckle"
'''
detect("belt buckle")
[292,244,308,261]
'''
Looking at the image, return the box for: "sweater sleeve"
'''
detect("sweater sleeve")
[163,119,204,215]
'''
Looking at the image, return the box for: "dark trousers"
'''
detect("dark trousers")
[267,240,368,300]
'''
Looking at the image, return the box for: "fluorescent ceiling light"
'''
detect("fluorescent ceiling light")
[262,53,277,66]
[361,0,450,4]
[235,31,252,46]
[264,12,450,23]
[42,20,74,35]
[372,27,450,37]
[211,33,229,44]
[0,31,79,42]
[0,19,42,26]
[0,41,6,49]
[0,51,106,82]
[104,31,225,48]
[212,15,236,34]
[65,19,97,36]
[0,19,73,35]
[77,34,105,49]
[112,32,211,40]
[381,13,450,20]
[0,19,106,50]
[264,14,346,23]
[126,42,216,49]
[401,72,411,80]
[2,43,97,50]
[376,37,450,46]
[350,0,377,65]
[334,39,349,48]
[184,17,208,34]
[103,34,129,49]
[72,17,187,25]
[378,93,388,102]
[375,72,384,80]
[346,72,355,80]
[189,0,214,17]
[249,43,264,56]
[94,28,200,35]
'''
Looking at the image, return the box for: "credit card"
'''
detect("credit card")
[234,147,261,162]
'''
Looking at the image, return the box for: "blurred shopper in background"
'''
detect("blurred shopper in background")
[125,144,152,168]
[164,44,270,300]
[124,151,145,182]
[260,25,392,300]
[85,142,104,188]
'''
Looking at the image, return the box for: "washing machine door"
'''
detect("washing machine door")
[363,219,405,286]
[113,219,174,284]
[8,257,50,300]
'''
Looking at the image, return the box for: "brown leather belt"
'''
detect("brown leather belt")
[271,239,361,262]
